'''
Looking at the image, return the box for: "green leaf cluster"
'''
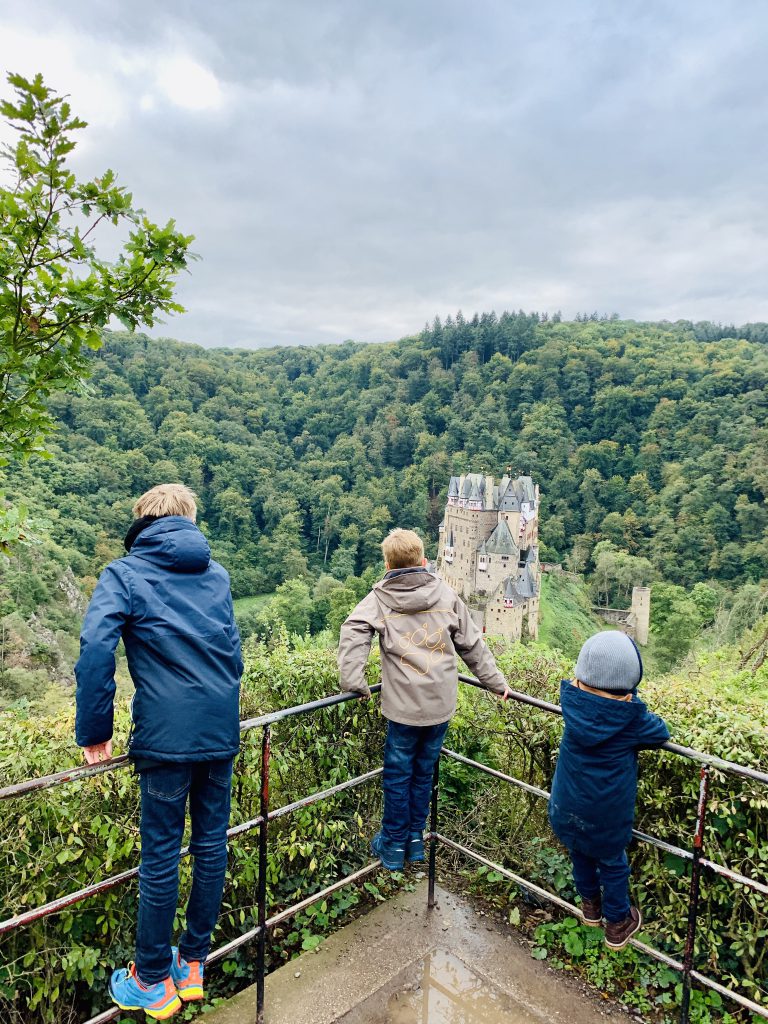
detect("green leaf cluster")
[0,72,193,479]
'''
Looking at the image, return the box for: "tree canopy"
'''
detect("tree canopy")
[0,72,193,544]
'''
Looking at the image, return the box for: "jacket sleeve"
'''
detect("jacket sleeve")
[75,563,132,748]
[224,586,244,678]
[337,592,379,697]
[634,706,671,749]
[452,597,507,695]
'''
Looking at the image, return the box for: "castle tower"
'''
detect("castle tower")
[629,587,650,646]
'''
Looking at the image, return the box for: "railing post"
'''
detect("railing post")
[427,754,440,909]
[680,765,710,1024]
[256,724,271,1024]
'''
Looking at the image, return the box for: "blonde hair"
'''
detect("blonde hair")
[381,528,425,570]
[133,484,197,521]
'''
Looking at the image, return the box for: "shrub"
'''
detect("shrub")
[0,636,765,1022]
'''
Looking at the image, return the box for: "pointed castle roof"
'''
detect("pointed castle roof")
[515,476,536,504]
[485,519,518,557]
[499,576,526,607]
[498,481,521,512]
[515,564,538,598]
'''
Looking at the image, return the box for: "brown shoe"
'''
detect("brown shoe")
[580,895,602,926]
[605,907,642,949]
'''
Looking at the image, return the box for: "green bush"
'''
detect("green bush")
[0,633,387,1023]
[0,635,765,1023]
[442,640,768,1021]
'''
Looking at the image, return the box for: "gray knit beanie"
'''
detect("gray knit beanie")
[574,631,643,693]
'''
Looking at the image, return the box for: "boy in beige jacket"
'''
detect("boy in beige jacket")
[338,528,509,869]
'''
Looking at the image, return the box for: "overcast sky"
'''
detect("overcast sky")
[1,1,767,347]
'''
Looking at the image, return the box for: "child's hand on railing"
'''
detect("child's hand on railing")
[82,740,113,764]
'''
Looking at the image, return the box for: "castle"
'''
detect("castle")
[436,472,541,642]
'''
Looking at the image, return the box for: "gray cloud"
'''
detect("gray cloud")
[2,0,767,346]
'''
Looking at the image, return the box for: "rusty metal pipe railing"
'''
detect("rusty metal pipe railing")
[458,673,768,784]
[0,684,384,802]
[2,675,766,1024]
[79,858,383,1024]
[431,832,768,1021]
[440,747,768,898]
[0,765,384,935]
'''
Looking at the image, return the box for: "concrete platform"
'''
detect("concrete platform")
[203,882,634,1024]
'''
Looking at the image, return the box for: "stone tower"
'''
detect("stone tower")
[627,586,650,646]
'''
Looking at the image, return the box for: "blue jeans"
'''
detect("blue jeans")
[381,720,450,845]
[570,847,631,923]
[136,760,233,984]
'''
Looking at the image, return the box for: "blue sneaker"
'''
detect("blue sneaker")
[110,962,181,1020]
[170,947,204,1002]
[371,831,405,870]
[407,832,426,863]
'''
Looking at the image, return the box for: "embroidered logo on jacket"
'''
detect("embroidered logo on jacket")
[397,622,447,676]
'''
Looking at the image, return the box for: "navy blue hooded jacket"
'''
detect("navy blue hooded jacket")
[75,517,243,762]
[548,680,669,858]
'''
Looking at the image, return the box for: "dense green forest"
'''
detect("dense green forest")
[1,314,768,1023]
[1,313,768,704]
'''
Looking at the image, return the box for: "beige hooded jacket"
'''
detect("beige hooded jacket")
[338,568,507,726]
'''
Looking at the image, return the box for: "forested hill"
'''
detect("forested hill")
[4,314,768,605]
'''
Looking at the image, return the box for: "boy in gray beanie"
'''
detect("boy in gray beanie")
[548,631,670,949]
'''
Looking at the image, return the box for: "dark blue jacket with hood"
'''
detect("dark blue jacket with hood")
[75,517,243,762]
[548,680,669,858]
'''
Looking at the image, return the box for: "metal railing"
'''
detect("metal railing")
[444,675,768,1024]
[1,676,767,1024]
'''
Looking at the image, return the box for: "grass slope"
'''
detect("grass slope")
[234,594,272,616]
[537,573,604,660]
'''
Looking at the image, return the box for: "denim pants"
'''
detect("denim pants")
[570,847,631,923]
[381,719,450,845]
[136,759,233,984]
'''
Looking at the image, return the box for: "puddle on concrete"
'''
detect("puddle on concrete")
[382,949,535,1024]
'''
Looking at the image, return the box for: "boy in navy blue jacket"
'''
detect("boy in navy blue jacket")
[548,631,669,950]
[75,484,243,1019]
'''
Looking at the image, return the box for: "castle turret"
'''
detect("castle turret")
[484,474,495,510]
[629,586,650,646]
[467,479,483,510]
[459,476,472,508]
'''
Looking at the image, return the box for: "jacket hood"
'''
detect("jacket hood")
[560,679,644,747]
[128,516,211,574]
[373,569,445,613]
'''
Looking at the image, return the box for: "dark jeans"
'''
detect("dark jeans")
[136,759,233,984]
[381,719,450,845]
[570,847,631,923]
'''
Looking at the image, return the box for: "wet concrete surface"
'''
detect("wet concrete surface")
[345,948,545,1024]
[203,881,635,1024]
